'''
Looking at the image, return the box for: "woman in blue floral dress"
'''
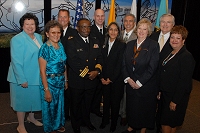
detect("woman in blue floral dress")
[38,20,67,133]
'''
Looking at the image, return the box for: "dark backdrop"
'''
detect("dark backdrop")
[171,0,200,81]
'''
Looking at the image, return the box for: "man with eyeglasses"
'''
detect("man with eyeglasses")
[150,13,175,133]
[57,9,77,122]
[65,18,103,133]
[90,9,106,118]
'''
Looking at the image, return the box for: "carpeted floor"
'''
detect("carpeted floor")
[0,80,199,133]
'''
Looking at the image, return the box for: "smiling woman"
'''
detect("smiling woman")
[7,13,43,133]
[39,20,67,133]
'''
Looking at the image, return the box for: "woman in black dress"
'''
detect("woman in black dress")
[122,18,159,133]
[158,25,195,133]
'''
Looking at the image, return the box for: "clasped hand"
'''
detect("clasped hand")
[101,78,111,85]
[88,71,98,80]
[169,101,177,111]
[21,82,28,88]
[127,78,140,89]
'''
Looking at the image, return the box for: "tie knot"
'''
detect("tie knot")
[85,38,89,44]
[124,33,129,42]
[99,29,102,34]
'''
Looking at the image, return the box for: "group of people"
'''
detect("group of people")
[7,8,195,133]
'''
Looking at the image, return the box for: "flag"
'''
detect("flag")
[155,0,168,31]
[130,0,137,19]
[107,0,115,25]
[73,0,84,28]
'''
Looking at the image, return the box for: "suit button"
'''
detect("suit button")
[163,70,166,72]
[86,59,88,62]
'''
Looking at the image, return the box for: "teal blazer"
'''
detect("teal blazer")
[7,31,43,85]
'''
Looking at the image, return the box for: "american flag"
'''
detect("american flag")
[73,0,84,28]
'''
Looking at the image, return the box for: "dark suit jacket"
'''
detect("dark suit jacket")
[159,45,195,104]
[121,30,137,43]
[150,31,172,60]
[65,34,103,89]
[100,39,125,83]
[90,24,106,48]
[123,37,160,95]
[61,26,77,50]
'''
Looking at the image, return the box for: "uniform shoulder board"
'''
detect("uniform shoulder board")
[68,36,73,40]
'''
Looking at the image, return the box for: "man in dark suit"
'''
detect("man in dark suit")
[150,13,175,60]
[90,9,106,117]
[65,18,103,133]
[150,13,175,133]
[58,9,77,121]
[119,13,137,126]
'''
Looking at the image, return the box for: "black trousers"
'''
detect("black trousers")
[101,82,124,127]
[91,80,102,113]
[70,87,95,129]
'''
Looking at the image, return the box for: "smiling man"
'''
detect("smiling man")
[150,13,175,133]
[57,9,77,122]
[65,18,103,133]
[90,9,106,118]
[119,13,137,127]
[150,13,175,59]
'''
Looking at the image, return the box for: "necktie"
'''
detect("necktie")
[99,29,102,34]
[124,33,128,42]
[63,29,66,37]
[85,38,89,44]
[159,35,164,52]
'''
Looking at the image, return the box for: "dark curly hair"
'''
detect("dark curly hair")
[170,25,188,40]
[19,13,39,33]
[44,20,63,41]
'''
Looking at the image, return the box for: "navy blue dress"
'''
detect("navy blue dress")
[39,42,67,133]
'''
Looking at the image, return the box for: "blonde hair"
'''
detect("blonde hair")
[134,18,152,36]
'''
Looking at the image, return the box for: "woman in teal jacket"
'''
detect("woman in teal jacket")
[7,13,43,133]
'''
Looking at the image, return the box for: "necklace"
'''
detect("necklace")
[162,52,176,66]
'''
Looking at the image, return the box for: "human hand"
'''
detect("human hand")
[21,82,28,88]
[101,78,107,85]
[169,101,177,111]
[88,71,98,80]
[65,81,68,90]
[127,79,139,89]
[106,78,112,84]
[45,90,52,102]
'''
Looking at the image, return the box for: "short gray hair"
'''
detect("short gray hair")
[160,13,175,25]
[123,13,136,22]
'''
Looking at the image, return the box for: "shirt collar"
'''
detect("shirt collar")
[79,34,89,42]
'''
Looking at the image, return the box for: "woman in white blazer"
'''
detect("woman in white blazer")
[7,13,43,133]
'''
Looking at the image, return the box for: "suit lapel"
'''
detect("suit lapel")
[128,32,137,42]
[107,40,118,57]
[22,31,40,49]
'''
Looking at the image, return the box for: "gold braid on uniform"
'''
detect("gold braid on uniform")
[79,66,89,78]
[95,64,102,72]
